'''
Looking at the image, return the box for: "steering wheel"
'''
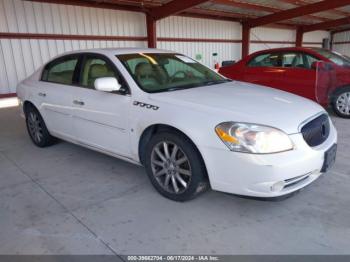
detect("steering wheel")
[169,70,189,83]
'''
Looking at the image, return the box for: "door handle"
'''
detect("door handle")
[38,92,46,97]
[73,100,85,106]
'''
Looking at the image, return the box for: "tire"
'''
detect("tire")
[25,105,55,147]
[331,87,350,118]
[144,131,208,201]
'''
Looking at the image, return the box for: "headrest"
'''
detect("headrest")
[89,64,108,79]
[135,62,153,76]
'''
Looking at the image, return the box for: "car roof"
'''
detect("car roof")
[249,47,322,57]
[59,48,174,57]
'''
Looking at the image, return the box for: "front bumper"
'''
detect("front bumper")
[200,121,337,198]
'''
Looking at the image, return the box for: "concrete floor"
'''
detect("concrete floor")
[0,105,350,255]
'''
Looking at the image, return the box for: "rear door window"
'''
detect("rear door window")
[248,53,281,67]
[281,52,319,69]
[42,56,79,85]
[282,52,303,68]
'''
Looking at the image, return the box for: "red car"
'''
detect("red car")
[219,47,350,118]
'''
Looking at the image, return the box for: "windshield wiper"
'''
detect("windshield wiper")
[155,79,232,93]
[165,83,203,92]
[201,79,232,86]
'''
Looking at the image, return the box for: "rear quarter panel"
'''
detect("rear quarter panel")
[335,67,350,88]
[16,68,43,115]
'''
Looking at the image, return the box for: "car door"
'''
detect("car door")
[37,55,81,140]
[243,52,284,88]
[71,53,131,157]
[279,52,318,101]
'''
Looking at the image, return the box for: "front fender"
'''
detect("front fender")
[129,102,227,162]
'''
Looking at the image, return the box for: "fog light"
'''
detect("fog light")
[271,181,285,192]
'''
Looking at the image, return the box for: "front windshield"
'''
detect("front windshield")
[116,53,229,93]
[311,48,350,67]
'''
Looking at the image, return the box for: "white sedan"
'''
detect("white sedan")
[17,48,337,201]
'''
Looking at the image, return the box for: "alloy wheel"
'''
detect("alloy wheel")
[27,112,43,143]
[336,92,350,115]
[150,141,192,194]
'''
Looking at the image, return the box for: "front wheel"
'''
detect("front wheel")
[332,87,350,118]
[144,132,208,201]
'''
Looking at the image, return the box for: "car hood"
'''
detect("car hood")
[149,81,325,134]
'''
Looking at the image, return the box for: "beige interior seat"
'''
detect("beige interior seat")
[87,64,114,88]
[134,62,159,89]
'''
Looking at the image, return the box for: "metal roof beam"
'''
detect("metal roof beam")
[296,27,303,46]
[183,7,298,28]
[148,0,210,20]
[245,0,350,28]
[280,0,350,17]
[331,27,350,34]
[213,0,280,13]
[213,0,329,22]
[302,16,350,32]
[24,0,148,12]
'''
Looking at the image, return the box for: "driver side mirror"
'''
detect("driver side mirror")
[94,77,121,92]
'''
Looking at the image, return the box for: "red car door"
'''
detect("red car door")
[242,52,285,88]
[278,52,318,101]
[314,61,338,105]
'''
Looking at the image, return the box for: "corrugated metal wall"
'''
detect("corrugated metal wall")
[0,0,330,94]
[0,0,147,94]
[303,31,330,47]
[0,0,146,35]
[250,28,329,52]
[157,16,242,67]
[157,18,328,67]
[333,31,350,56]
[250,27,295,53]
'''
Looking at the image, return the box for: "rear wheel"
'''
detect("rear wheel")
[144,132,208,201]
[332,87,350,118]
[25,105,55,147]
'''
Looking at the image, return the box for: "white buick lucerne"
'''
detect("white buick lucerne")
[17,48,337,201]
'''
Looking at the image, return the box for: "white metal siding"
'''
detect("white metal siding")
[250,27,295,53]
[333,31,350,56]
[157,16,242,67]
[303,30,330,48]
[158,23,329,67]
[0,0,146,35]
[157,16,242,39]
[333,44,350,56]
[158,41,242,68]
[333,31,350,42]
[304,31,330,43]
[251,27,329,52]
[0,0,147,94]
[251,27,297,42]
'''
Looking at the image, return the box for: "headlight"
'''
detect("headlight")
[215,122,293,154]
